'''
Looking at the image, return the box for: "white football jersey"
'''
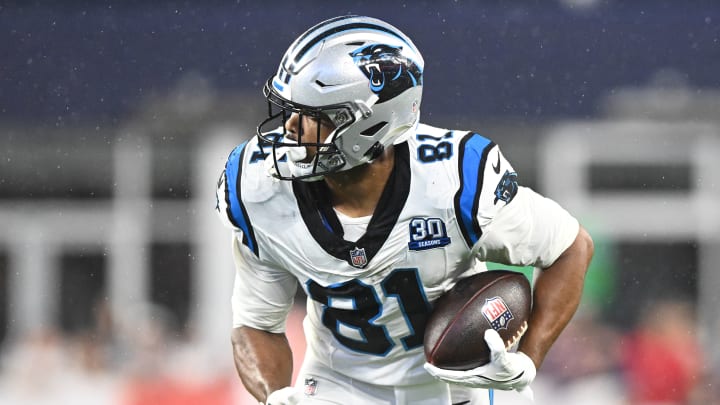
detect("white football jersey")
[216,123,579,387]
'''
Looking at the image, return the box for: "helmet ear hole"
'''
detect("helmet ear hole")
[360,121,388,137]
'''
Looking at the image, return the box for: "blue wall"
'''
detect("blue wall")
[1,1,719,129]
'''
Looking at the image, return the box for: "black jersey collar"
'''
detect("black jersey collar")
[292,143,410,268]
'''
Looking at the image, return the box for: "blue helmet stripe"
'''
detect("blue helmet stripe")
[224,142,259,256]
[454,133,494,247]
[272,79,284,92]
[292,22,410,66]
[288,15,357,55]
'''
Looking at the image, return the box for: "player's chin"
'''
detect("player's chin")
[293,155,316,166]
[303,149,320,162]
[299,155,316,165]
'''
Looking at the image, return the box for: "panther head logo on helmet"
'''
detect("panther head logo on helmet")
[350,44,423,103]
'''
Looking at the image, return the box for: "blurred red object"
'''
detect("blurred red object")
[621,301,703,404]
[122,376,235,405]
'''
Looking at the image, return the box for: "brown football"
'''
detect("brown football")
[424,270,532,370]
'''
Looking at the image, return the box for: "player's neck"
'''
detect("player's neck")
[324,146,395,218]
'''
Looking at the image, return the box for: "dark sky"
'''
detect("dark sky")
[1,0,719,129]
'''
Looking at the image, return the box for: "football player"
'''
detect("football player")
[216,15,593,405]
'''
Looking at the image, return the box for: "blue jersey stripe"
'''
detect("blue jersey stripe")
[455,133,494,247]
[224,142,259,256]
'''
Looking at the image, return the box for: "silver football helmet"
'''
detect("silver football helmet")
[257,15,424,180]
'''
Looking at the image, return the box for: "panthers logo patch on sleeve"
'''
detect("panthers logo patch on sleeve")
[494,170,519,205]
[350,44,423,103]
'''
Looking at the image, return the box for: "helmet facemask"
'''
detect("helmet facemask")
[258,79,380,181]
[256,15,424,181]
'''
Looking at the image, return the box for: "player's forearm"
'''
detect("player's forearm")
[231,326,294,402]
[518,226,594,368]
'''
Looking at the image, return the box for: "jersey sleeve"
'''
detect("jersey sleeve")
[474,186,579,268]
[215,141,260,256]
[452,133,578,267]
[230,235,298,332]
[454,136,519,247]
[217,140,298,332]
[215,168,239,231]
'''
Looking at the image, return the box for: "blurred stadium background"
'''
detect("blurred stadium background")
[1,1,719,404]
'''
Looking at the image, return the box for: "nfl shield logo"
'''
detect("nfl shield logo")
[304,377,318,396]
[349,247,368,268]
[481,296,514,330]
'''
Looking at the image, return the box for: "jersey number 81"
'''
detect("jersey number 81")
[306,268,431,356]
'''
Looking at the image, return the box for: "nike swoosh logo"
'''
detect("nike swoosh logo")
[452,401,471,405]
[492,150,501,174]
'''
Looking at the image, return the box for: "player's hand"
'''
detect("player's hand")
[262,386,301,405]
[424,329,536,400]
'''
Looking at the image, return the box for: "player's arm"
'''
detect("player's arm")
[216,141,301,403]
[475,187,592,393]
[428,141,592,395]
[428,187,592,396]
[475,186,593,369]
[461,142,593,369]
[519,225,593,368]
[228,236,300,404]
[232,326,293,402]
